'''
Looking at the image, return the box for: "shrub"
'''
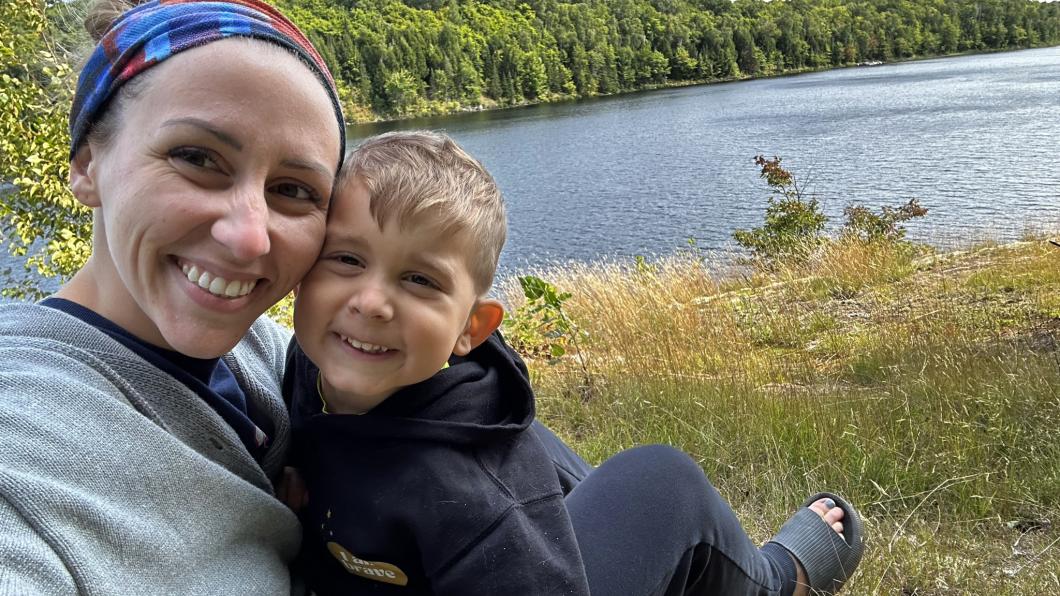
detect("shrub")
[503,275,581,362]
[734,155,928,270]
[842,199,928,243]
[733,155,827,265]
[0,0,89,300]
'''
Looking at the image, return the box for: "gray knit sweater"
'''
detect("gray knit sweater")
[0,303,301,595]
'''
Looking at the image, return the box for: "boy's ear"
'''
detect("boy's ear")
[453,299,504,356]
[69,145,102,208]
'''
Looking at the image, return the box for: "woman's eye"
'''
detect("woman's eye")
[272,182,319,202]
[170,147,221,171]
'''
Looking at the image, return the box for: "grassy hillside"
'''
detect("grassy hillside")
[505,237,1060,594]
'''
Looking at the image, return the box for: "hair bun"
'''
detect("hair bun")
[84,0,147,42]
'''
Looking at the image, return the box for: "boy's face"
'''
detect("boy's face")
[293,176,489,414]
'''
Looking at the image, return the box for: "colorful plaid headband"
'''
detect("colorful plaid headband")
[69,0,345,165]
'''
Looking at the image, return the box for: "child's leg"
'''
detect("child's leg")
[565,444,794,596]
[530,420,593,494]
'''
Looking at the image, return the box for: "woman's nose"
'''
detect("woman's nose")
[211,186,271,261]
[348,282,393,321]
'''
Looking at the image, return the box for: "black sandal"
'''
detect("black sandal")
[767,492,866,595]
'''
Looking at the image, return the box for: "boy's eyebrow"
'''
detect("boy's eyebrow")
[411,254,456,280]
[322,231,368,248]
[320,231,459,282]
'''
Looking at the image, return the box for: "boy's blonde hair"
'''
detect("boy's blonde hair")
[339,131,506,294]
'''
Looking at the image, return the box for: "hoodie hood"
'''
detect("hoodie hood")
[285,332,535,446]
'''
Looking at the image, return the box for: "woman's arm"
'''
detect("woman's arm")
[0,493,78,594]
[0,312,300,595]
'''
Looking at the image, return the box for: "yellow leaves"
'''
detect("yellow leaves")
[0,0,87,299]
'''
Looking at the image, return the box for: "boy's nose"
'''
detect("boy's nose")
[348,284,393,321]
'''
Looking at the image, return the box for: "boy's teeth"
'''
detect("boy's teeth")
[343,336,391,354]
[181,263,257,299]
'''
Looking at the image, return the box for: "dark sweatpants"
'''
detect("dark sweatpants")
[530,422,794,596]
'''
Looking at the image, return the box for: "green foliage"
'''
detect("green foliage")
[733,155,828,264]
[633,254,658,277]
[277,0,1060,120]
[736,155,930,268]
[504,274,595,398]
[0,0,89,300]
[842,198,929,243]
[266,293,296,329]
[503,275,583,363]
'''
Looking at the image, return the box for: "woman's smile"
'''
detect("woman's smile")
[178,259,260,299]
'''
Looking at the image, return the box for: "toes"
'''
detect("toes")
[808,497,847,539]
[808,498,831,516]
[824,504,845,524]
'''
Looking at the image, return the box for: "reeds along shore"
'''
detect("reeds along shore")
[502,237,1060,594]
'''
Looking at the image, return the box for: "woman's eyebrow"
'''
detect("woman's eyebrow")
[160,118,331,177]
[161,117,243,150]
[282,158,332,179]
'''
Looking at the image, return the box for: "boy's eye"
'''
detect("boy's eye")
[170,147,222,171]
[271,181,319,203]
[336,254,365,268]
[405,273,439,290]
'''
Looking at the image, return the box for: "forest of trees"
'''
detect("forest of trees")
[275,0,1060,119]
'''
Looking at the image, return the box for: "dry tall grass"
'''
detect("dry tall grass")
[503,237,1060,594]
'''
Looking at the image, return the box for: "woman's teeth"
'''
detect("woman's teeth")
[342,335,391,354]
[181,264,257,298]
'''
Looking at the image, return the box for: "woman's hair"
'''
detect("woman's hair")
[80,0,150,149]
[70,0,346,162]
[84,0,145,43]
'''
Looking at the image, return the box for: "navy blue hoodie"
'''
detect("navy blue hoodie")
[284,333,590,595]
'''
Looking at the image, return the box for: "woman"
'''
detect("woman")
[0,0,343,592]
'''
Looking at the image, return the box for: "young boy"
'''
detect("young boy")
[283,131,587,594]
[284,132,863,596]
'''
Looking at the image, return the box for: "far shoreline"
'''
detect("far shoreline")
[346,44,1060,130]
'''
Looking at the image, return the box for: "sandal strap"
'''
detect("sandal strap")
[767,492,865,595]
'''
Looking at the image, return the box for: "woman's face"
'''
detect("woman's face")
[69,39,341,358]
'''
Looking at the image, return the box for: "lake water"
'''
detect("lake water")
[352,46,1060,272]
[5,47,1059,290]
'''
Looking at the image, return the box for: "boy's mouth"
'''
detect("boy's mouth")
[340,334,393,355]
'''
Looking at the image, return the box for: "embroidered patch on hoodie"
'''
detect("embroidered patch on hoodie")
[327,542,409,586]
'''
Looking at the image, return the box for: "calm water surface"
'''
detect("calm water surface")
[5,47,1059,292]
[351,46,1060,273]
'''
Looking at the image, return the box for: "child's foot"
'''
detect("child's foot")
[763,492,865,596]
[791,498,844,596]
[809,497,845,538]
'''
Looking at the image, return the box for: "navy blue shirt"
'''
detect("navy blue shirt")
[42,298,272,462]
